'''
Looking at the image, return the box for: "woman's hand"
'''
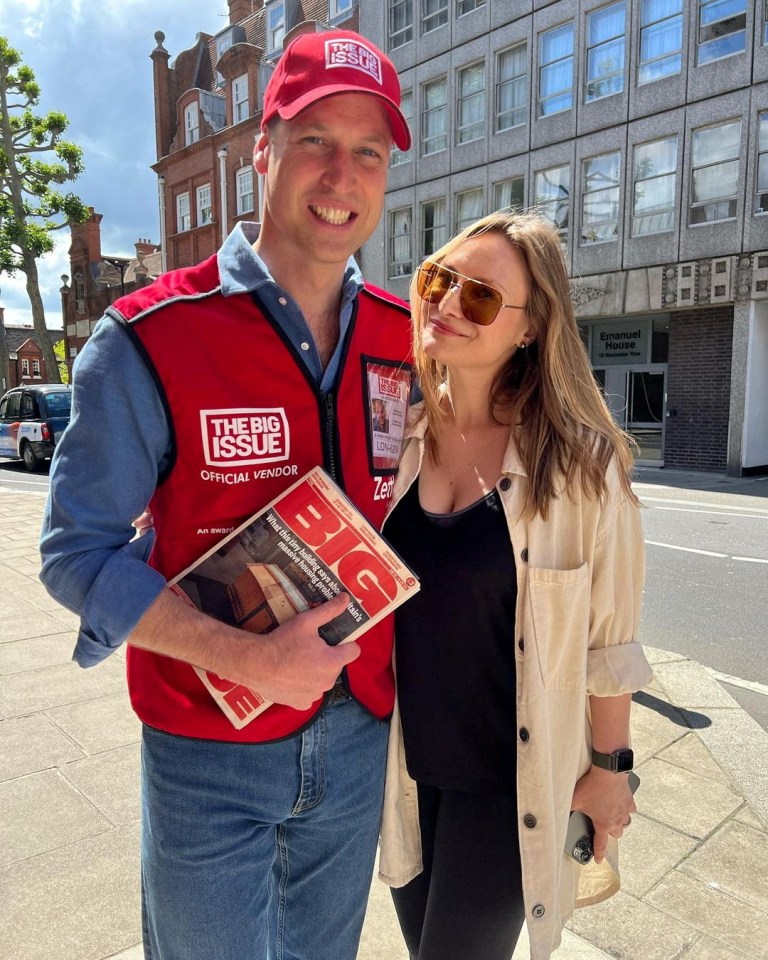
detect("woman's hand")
[570,767,636,864]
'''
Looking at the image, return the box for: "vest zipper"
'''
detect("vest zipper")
[323,392,339,483]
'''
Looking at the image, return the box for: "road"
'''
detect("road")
[3,458,767,730]
[635,477,768,732]
[0,458,51,495]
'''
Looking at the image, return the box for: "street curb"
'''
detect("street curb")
[645,646,768,829]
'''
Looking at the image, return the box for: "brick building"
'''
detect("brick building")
[1,309,63,389]
[60,209,161,373]
[151,0,360,272]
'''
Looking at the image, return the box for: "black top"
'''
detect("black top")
[385,479,518,794]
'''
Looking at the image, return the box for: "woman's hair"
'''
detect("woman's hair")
[410,209,637,518]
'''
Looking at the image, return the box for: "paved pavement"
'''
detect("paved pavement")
[1,480,767,960]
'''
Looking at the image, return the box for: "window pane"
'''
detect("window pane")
[541,23,573,63]
[759,113,768,151]
[634,172,675,214]
[698,30,746,64]
[692,159,739,203]
[641,0,682,22]
[758,154,768,193]
[693,121,740,165]
[589,3,625,45]
[635,137,677,178]
[700,0,746,27]
[585,153,621,184]
[540,60,573,98]
[535,167,570,201]
[494,177,525,210]
[640,18,682,59]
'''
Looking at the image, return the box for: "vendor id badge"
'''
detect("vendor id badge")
[363,358,412,474]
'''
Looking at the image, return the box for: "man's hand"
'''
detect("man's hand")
[129,589,361,711]
[570,766,636,864]
[231,593,361,710]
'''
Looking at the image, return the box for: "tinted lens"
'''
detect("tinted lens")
[461,278,502,326]
[416,262,452,303]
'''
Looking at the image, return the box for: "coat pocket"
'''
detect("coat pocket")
[528,562,590,691]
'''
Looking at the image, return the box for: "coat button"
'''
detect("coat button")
[499,477,512,491]
[523,814,537,829]
[532,904,546,918]
[518,637,525,652]
[519,727,529,742]
[520,547,529,562]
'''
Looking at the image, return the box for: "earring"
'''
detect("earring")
[518,341,527,349]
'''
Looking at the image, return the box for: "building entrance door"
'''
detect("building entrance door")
[594,365,666,465]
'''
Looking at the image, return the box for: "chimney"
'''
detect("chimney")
[135,238,159,258]
[151,31,174,159]
[228,0,261,24]
[70,208,103,263]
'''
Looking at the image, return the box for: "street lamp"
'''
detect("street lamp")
[97,257,130,298]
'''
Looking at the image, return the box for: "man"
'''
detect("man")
[40,29,413,960]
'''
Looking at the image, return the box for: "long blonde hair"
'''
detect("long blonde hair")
[410,210,637,518]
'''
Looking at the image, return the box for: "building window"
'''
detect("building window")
[233,74,249,124]
[632,136,677,236]
[266,1,286,55]
[32,359,41,377]
[330,0,354,20]
[457,62,486,144]
[496,44,527,131]
[698,0,746,65]
[493,177,525,211]
[390,0,413,48]
[422,0,448,35]
[539,23,574,117]
[756,113,768,214]
[535,165,570,238]
[586,2,625,102]
[458,0,485,14]
[389,207,413,278]
[177,193,191,232]
[21,359,29,376]
[639,0,683,85]
[196,184,212,226]
[690,120,741,224]
[581,152,621,244]
[422,77,448,156]
[455,189,484,232]
[236,167,254,215]
[421,198,447,257]
[391,90,414,166]
[184,103,200,145]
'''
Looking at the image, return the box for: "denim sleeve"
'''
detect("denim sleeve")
[40,315,171,667]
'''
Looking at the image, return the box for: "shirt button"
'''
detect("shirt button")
[520,547,529,562]
[499,477,512,492]
[300,341,310,351]
[523,814,537,829]
[519,727,530,743]
[532,904,546,918]
[518,637,525,652]
[278,296,288,306]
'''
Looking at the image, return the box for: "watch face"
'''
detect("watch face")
[616,749,634,772]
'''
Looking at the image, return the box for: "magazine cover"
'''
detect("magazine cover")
[169,466,419,729]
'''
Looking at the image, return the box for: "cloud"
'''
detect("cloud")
[0,1,229,331]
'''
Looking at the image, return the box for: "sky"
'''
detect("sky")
[0,0,231,329]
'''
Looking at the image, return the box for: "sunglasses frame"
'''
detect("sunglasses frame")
[416,260,527,326]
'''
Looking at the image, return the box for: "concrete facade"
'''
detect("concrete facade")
[359,0,768,475]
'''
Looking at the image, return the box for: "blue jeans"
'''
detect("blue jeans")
[140,696,389,960]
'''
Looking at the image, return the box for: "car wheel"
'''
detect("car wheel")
[21,442,44,472]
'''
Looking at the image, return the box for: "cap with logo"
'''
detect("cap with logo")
[261,29,412,151]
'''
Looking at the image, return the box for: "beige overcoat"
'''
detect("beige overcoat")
[378,405,654,960]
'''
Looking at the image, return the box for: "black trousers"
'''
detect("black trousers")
[391,782,526,960]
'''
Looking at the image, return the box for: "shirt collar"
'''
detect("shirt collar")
[217,221,363,297]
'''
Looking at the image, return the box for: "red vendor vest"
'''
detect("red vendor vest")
[115,253,413,742]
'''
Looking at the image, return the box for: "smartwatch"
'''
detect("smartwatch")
[591,747,634,773]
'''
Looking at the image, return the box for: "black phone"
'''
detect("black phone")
[564,770,640,864]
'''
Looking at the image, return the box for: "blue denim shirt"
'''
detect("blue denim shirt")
[40,222,363,667]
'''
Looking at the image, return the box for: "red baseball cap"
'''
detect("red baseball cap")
[261,30,412,151]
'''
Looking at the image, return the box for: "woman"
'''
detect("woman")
[379,211,652,960]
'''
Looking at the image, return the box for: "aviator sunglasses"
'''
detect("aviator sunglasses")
[415,260,526,326]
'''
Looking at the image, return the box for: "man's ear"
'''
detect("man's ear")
[253,132,270,174]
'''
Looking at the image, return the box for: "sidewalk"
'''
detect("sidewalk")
[1,486,767,960]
